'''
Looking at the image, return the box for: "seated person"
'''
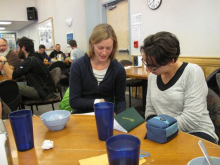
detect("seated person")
[68,40,84,62]
[0,37,55,101]
[141,31,219,144]
[69,23,126,114]
[49,44,66,60]
[0,38,21,71]
[36,44,50,60]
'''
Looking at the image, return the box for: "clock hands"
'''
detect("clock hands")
[149,0,155,5]
[148,0,161,10]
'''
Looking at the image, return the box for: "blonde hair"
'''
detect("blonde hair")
[88,23,118,61]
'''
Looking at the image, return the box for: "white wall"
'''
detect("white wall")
[0,0,35,21]
[3,0,220,57]
[85,0,101,43]
[18,0,87,54]
[130,0,220,57]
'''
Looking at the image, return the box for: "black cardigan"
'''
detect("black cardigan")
[69,54,126,114]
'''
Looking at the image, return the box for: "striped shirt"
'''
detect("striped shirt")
[93,68,108,85]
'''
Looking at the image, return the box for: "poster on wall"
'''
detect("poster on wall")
[38,17,55,50]
[0,33,17,50]
[131,13,142,25]
[66,32,74,47]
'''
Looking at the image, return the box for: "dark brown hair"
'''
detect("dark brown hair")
[140,31,180,66]
[39,44,45,49]
[69,40,77,47]
[17,37,34,53]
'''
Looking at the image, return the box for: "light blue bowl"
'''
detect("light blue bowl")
[40,110,71,131]
[187,156,220,165]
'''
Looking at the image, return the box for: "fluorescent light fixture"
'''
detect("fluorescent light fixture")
[0,21,12,25]
[0,27,5,30]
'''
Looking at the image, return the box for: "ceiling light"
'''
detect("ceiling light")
[0,27,5,30]
[0,21,12,25]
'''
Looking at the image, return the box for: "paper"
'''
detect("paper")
[42,140,54,150]
[132,24,141,40]
[78,153,146,165]
[131,13,142,25]
[74,112,95,115]
[114,107,145,133]
[114,119,127,133]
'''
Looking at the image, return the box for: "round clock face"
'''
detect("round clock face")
[148,0,162,10]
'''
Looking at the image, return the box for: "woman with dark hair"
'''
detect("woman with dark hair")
[141,31,218,144]
[69,23,126,114]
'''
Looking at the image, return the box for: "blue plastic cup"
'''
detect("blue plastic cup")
[9,110,34,151]
[94,102,114,141]
[47,57,51,62]
[106,134,141,165]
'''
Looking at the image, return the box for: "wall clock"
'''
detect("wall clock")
[148,0,162,10]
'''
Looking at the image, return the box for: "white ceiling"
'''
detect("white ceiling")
[0,21,36,31]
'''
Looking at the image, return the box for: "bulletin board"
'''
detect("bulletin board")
[0,33,17,50]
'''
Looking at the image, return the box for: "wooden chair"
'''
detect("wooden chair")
[120,60,142,107]
[206,68,220,94]
[0,80,21,112]
[21,67,62,114]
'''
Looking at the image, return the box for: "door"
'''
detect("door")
[106,0,129,62]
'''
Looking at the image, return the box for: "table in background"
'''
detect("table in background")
[44,60,69,66]
[4,115,220,165]
[125,66,149,110]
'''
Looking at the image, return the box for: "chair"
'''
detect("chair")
[0,80,21,111]
[206,68,220,94]
[21,67,62,114]
[48,61,69,90]
[216,73,220,95]
[207,88,220,143]
[120,60,142,107]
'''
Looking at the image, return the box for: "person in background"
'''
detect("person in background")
[0,37,55,101]
[141,31,218,144]
[0,38,21,71]
[49,44,66,59]
[68,40,84,62]
[36,44,49,60]
[69,23,126,114]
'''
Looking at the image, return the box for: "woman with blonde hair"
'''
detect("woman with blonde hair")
[69,23,126,114]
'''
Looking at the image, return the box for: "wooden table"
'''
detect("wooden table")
[125,66,149,110]
[4,115,220,165]
[44,60,69,66]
